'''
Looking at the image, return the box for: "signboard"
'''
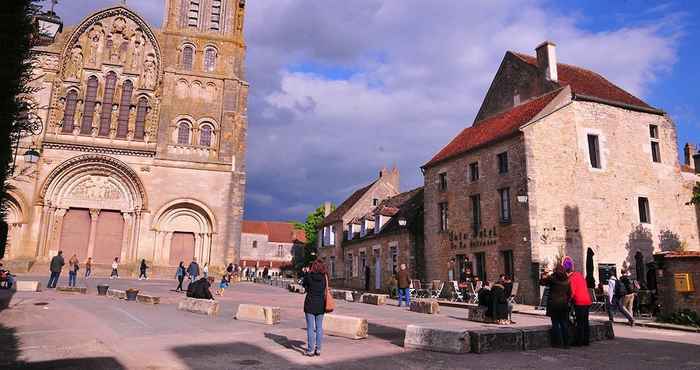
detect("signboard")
[674,273,695,293]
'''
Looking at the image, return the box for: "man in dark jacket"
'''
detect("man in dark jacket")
[48,251,65,288]
[396,264,411,307]
[187,259,200,281]
[187,276,214,300]
[540,266,572,348]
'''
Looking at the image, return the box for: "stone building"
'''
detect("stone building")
[317,167,401,284]
[3,1,249,273]
[342,187,424,292]
[422,41,700,304]
[240,221,306,277]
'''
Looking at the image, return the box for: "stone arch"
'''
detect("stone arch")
[152,199,217,266]
[3,188,29,260]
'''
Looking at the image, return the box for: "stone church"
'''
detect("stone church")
[4,1,249,272]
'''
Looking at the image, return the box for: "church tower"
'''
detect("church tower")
[159,0,249,262]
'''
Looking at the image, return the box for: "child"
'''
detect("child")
[216,274,230,296]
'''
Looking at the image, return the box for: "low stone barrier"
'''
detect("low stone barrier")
[14,281,40,292]
[404,325,470,354]
[234,304,280,325]
[361,293,387,305]
[324,314,368,339]
[56,286,87,294]
[136,293,160,304]
[177,297,219,316]
[331,289,354,302]
[288,283,305,294]
[107,288,126,299]
[409,299,440,314]
[465,304,494,323]
[520,325,553,350]
[469,327,523,353]
[589,320,615,341]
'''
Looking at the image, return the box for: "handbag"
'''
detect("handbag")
[324,275,336,313]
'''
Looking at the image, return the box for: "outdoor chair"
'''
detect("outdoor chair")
[508,282,520,305]
[448,280,465,302]
[430,281,444,299]
[589,289,606,313]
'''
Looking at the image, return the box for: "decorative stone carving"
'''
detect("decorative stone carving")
[130,29,145,70]
[92,102,101,136]
[71,175,123,201]
[65,45,83,79]
[86,24,104,64]
[141,53,157,90]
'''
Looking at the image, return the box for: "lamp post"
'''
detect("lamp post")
[34,1,63,45]
[11,108,43,174]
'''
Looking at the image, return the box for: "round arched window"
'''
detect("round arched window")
[200,125,213,147]
[177,122,191,145]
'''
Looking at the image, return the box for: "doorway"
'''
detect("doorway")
[93,211,124,263]
[374,249,381,290]
[170,232,195,266]
[59,209,90,260]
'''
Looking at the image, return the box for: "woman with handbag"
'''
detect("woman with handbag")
[302,260,334,357]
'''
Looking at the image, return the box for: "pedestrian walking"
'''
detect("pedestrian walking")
[226,262,234,279]
[620,270,637,318]
[396,264,411,308]
[203,262,209,279]
[110,257,119,279]
[139,259,149,280]
[175,261,186,292]
[85,257,92,279]
[540,264,572,348]
[447,258,455,282]
[607,274,635,326]
[68,254,79,287]
[187,258,200,281]
[564,257,592,346]
[262,266,269,282]
[216,273,229,296]
[302,260,329,357]
[47,250,65,288]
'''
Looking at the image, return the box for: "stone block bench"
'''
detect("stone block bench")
[324,314,368,339]
[465,304,495,323]
[361,293,388,305]
[404,325,470,354]
[331,289,355,302]
[177,297,219,316]
[410,299,440,314]
[136,293,160,304]
[234,304,280,325]
[469,327,523,353]
[107,289,126,299]
[14,281,40,292]
[56,286,87,294]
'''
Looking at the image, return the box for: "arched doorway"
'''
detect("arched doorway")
[3,191,28,260]
[39,154,146,263]
[152,199,215,266]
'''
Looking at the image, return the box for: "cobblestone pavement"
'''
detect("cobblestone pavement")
[1,275,699,369]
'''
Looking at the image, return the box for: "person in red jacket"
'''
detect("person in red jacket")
[563,256,592,346]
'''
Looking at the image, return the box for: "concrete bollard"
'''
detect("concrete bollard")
[56,286,87,294]
[404,325,470,353]
[136,293,160,304]
[409,299,440,314]
[331,289,355,302]
[177,297,220,316]
[361,293,388,305]
[234,304,281,325]
[14,281,40,292]
[324,314,368,339]
[107,288,126,299]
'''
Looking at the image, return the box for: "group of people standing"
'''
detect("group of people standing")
[46,251,155,287]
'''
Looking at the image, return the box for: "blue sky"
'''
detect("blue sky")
[42,0,699,222]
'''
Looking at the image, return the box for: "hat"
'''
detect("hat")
[562,256,574,272]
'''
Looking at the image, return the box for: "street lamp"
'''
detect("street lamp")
[34,1,63,45]
[23,148,41,164]
[398,218,407,227]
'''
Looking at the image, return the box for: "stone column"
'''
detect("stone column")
[194,233,203,262]
[49,208,68,255]
[36,205,54,259]
[164,232,174,265]
[86,209,100,258]
[120,212,134,262]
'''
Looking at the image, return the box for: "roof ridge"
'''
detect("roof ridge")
[473,88,564,126]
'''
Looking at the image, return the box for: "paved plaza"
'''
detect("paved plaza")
[1,276,700,369]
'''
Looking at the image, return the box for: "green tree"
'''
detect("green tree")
[0,0,40,258]
[689,182,700,205]
[292,203,334,272]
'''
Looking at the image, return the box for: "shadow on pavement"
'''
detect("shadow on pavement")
[367,322,405,347]
[264,332,306,354]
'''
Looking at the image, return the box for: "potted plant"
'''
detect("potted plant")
[125,288,139,301]
[97,284,109,296]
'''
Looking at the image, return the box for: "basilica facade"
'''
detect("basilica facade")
[4,1,249,271]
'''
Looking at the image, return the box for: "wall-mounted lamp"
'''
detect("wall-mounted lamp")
[398,218,407,226]
[517,195,528,203]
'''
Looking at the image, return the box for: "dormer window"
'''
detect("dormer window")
[373,198,379,206]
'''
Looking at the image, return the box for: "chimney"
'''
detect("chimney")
[323,201,332,217]
[684,143,697,169]
[535,41,558,82]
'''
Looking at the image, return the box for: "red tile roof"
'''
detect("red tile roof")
[424,89,561,167]
[240,259,292,269]
[512,52,653,110]
[242,221,306,243]
[655,251,700,258]
[323,181,376,224]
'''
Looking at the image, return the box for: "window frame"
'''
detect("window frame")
[80,76,99,135]
[497,152,509,174]
[470,194,481,234]
[181,45,195,71]
[502,250,514,279]
[177,121,191,145]
[638,197,651,224]
[62,90,79,133]
[469,161,479,182]
[499,187,511,224]
[99,72,118,137]
[116,80,133,138]
[199,124,213,147]
[203,47,217,72]
[438,202,449,232]
[587,134,601,169]
[438,172,448,191]
[475,252,487,282]
[133,97,148,140]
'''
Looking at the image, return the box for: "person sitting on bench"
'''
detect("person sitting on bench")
[187,276,215,300]
[478,281,493,318]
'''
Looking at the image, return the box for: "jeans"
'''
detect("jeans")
[397,288,411,307]
[68,271,77,287]
[85,268,91,278]
[48,271,60,288]
[139,270,147,279]
[551,317,569,347]
[305,313,324,353]
[573,305,590,345]
[608,296,634,323]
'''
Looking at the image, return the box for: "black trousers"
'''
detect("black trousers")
[176,276,184,291]
[574,305,590,346]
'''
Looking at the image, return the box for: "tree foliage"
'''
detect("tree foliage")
[292,203,334,272]
[689,182,700,205]
[0,0,40,258]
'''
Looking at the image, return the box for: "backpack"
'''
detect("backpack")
[614,279,627,297]
[621,276,634,294]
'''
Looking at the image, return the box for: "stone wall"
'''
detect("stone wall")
[654,253,700,316]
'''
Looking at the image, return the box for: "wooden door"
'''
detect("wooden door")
[94,211,124,264]
[170,232,195,266]
[59,209,90,260]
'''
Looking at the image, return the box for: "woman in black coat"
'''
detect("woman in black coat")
[540,265,572,348]
[301,260,327,357]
